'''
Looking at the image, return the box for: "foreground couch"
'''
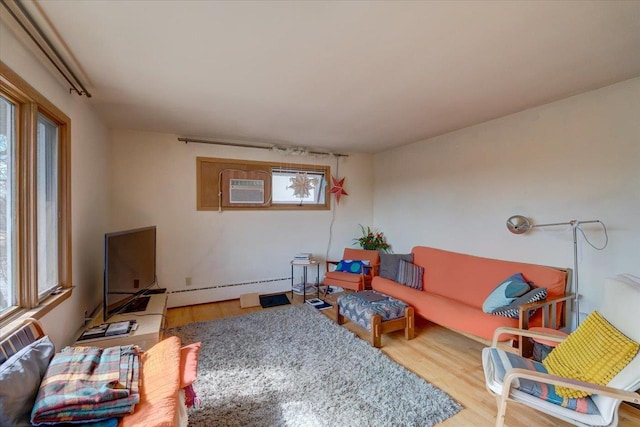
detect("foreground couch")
[372,246,571,350]
[0,319,190,427]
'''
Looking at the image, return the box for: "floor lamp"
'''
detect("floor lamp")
[506,215,606,328]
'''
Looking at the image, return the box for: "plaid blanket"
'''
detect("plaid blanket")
[30,345,140,425]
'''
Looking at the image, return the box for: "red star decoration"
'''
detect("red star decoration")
[330,175,348,204]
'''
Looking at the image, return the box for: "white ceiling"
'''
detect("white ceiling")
[15,1,640,153]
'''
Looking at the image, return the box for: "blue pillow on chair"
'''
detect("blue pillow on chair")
[335,260,369,274]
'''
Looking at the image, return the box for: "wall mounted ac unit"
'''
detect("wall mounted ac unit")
[229,179,264,204]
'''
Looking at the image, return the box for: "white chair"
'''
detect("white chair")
[482,274,640,427]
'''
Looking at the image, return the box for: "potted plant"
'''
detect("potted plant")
[354,225,391,252]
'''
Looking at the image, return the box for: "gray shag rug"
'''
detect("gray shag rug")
[167,304,462,427]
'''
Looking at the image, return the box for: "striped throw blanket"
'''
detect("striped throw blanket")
[30,345,140,425]
[488,348,599,414]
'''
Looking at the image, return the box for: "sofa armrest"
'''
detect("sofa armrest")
[362,264,379,276]
[326,260,339,272]
[518,293,575,330]
[501,368,640,404]
[491,326,567,347]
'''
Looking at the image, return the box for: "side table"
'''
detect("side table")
[291,260,320,301]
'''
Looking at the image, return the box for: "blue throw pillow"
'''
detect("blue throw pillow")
[482,273,532,313]
[0,336,55,426]
[335,260,369,274]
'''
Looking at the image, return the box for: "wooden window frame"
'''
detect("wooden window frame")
[197,157,331,211]
[0,61,72,329]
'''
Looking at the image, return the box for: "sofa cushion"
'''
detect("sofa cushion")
[122,336,181,427]
[372,277,522,340]
[491,287,548,319]
[482,273,531,313]
[543,310,639,398]
[397,259,424,290]
[411,246,567,309]
[335,259,369,274]
[379,253,414,280]
[0,336,55,427]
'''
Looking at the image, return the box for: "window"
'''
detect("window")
[37,114,59,297]
[272,169,327,205]
[0,96,15,313]
[197,157,330,211]
[0,62,72,324]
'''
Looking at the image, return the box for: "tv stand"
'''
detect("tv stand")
[77,292,167,350]
[122,295,150,313]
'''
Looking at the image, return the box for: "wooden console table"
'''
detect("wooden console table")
[76,292,167,350]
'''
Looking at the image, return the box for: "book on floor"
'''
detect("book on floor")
[306,298,332,310]
[292,282,317,295]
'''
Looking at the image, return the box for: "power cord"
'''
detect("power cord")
[577,220,608,251]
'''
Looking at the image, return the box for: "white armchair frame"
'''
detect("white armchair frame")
[483,275,640,427]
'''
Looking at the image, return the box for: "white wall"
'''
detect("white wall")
[109,130,373,307]
[373,77,640,327]
[1,23,111,348]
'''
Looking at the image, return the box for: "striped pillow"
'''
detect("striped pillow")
[397,259,424,290]
[491,287,547,319]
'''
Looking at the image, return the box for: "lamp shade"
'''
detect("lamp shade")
[506,215,532,234]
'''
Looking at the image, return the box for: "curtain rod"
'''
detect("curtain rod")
[178,137,348,157]
[0,0,92,97]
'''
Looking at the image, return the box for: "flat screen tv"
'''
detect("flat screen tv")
[103,226,157,321]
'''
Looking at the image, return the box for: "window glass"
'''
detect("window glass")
[36,114,59,297]
[0,63,72,325]
[0,96,15,313]
[272,169,326,205]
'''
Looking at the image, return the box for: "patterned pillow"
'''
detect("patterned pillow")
[396,259,424,290]
[482,273,531,313]
[379,253,414,280]
[335,259,369,274]
[491,287,548,319]
[543,310,639,398]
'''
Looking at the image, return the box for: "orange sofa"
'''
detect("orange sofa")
[372,246,571,347]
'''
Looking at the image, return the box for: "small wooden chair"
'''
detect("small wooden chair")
[323,248,380,292]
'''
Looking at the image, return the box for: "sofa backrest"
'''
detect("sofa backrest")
[0,318,46,365]
[412,246,568,308]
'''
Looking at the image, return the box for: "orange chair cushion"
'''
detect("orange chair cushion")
[325,271,364,284]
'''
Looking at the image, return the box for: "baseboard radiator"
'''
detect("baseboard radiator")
[170,277,290,294]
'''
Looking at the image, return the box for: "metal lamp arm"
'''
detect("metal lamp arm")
[532,219,602,229]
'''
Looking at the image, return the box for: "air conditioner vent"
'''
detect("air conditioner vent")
[229,179,264,204]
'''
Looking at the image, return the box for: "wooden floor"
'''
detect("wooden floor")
[166,293,640,427]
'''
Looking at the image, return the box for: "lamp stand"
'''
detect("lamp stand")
[506,216,602,328]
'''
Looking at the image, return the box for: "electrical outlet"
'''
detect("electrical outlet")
[185,277,192,286]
